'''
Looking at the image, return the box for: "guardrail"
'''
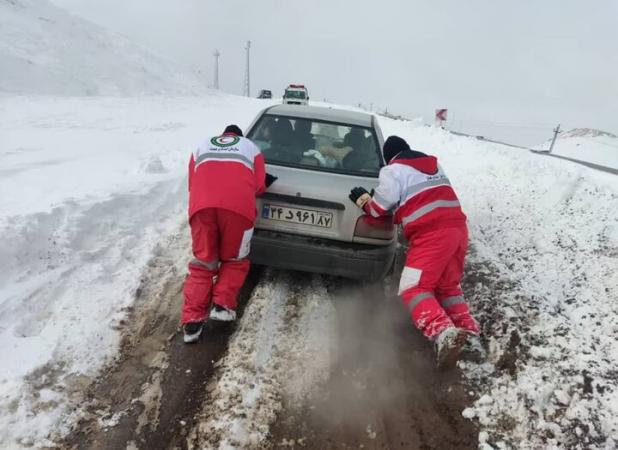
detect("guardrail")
[450,130,617,175]
[373,113,617,176]
[530,151,618,175]
[449,131,532,151]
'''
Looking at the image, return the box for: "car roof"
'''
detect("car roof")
[264,104,374,127]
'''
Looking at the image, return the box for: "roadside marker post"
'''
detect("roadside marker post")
[435,108,448,127]
[549,124,561,153]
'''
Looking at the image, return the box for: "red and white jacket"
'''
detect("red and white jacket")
[363,150,466,238]
[188,133,266,222]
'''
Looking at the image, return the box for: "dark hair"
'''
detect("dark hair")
[224,124,243,137]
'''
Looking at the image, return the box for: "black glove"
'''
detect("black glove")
[349,187,371,207]
[265,173,278,187]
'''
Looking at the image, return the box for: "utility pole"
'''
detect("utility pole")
[213,49,220,90]
[244,40,251,97]
[549,124,561,153]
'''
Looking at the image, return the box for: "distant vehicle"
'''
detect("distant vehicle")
[258,89,272,99]
[246,104,395,280]
[283,84,309,105]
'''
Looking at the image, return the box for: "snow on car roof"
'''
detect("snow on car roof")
[265,104,374,127]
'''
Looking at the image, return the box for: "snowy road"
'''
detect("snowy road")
[1,94,617,449]
[60,228,477,450]
[3,0,618,447]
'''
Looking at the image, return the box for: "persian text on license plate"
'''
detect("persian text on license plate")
[262,204,333,228]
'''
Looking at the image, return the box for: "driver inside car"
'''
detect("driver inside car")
[270,118,303,163]
[293,119,315,152]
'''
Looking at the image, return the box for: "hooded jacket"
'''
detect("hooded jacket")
[363,149,466,238]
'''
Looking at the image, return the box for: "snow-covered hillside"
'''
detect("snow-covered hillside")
[537,128,618,170]
[0,0,206,95]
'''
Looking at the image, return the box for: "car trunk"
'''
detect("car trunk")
[256,164,381,243]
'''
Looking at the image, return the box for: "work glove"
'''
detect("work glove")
[349,186,372,208]
[265,173,278,187]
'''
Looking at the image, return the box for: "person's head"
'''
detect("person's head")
[223,124,243,137]
[261,125,272,140]
[344,128,364,149]
[383,135,410,163]
[295,119,312,135]
[272,118,294,145]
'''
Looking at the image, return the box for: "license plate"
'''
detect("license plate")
[262,204,333,228]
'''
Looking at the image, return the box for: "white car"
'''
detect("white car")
[246,104,396,280]
[282,84,309,105]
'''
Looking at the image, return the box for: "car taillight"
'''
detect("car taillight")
[354,215,394,240]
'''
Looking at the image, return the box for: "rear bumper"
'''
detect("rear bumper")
[249,229,396,280]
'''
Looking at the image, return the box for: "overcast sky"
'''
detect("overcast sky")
[52,0,618,145]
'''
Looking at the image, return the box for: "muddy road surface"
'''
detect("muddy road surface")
[268,280,477,450]
[61,232,477,450]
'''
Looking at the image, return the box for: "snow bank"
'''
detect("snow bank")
[536,128,618,170]
[378,119,618,449]
[0,94,271,448]
[0,0,206,95]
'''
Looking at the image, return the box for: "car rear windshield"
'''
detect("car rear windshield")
[284,90,307,99]
[248,114,382,176]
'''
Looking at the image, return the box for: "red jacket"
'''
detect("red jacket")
[363,150,466,239]
[188,133,266,222]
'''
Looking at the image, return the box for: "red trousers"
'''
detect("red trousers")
[181,208,254,324]
[399,226,479,339]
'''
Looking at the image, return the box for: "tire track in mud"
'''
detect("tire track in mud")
[61,230,477,449]
[186,271,336,449]
[267,279,478,450]
[60,228,263,450]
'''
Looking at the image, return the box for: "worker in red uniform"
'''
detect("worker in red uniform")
[182,124,275,343]
[349,135,479,368]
